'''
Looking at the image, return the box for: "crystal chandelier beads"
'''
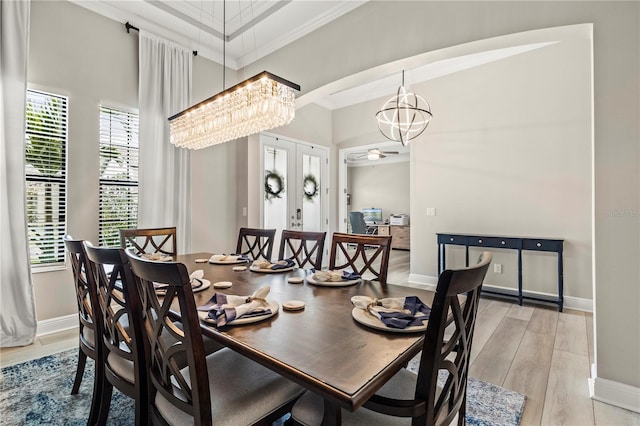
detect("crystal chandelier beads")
[375,72,432,146]
[169,71,299,150]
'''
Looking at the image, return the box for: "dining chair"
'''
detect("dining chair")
[83,242,148,426]
[236,227,276,261]
[291,251,493,426]
[119,226,177,256]
[126,252,305,426]
[329,232,393,284]
[63,236,103,425]
[278,230,327,269]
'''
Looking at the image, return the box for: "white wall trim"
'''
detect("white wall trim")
[589,370,640,414]
[36,314,78,337]
[407,274,593,312]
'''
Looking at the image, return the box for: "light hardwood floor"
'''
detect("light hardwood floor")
[2,250,638,425]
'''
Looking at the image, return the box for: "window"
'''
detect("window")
[25,89,68,267]
[99,106,139,247]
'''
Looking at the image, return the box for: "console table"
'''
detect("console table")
[437,233,564,311]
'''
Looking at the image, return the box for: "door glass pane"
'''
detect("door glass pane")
[302,153,322,231]
[264,146,288,232]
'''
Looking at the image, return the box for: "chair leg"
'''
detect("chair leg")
[71,348,87,394]
[87,357,104,426]
[134,388,149,426]
[95,380,113,426]
[457,394,466,426]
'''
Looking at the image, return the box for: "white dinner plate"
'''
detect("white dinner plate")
[351,307,428,333]
[198,299,279,325]
[155,279,211,296]
[209,256,249,265]
[249,265,295,274]
[306,276,361,287]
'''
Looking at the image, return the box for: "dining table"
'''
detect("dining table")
[172,252,436,426]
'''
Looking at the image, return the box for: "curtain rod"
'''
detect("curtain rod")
[125,22,197,57]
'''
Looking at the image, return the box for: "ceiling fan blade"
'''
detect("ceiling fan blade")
[380,151,399,155]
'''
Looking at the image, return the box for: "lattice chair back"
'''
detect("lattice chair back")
[64,236,100,359]
[127,251,212,425]
[236,227,276,261]
[415,251,492,425]
[278,230,326,269]
[83,242,149,424]
[329,232,393,284]
[119,227,177,256]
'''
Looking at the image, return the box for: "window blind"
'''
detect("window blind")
[25,89,68,267]
[99,106,139,247]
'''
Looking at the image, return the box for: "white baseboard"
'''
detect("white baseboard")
[36,314,78,337]
[589,368,640,413]
[407,274,593,312]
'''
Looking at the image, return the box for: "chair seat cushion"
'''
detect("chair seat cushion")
[81,326,95,348]
[106,351,135,384]
[291,368,422,426]
[155,347,304,426]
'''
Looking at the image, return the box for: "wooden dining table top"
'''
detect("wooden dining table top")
[173,252,435,413]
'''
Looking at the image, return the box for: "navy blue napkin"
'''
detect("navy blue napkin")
[271,259,296,270]
[377,296,431,329]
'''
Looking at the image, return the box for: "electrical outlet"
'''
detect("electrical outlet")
[494,264,502,274]
[426,208,436,216]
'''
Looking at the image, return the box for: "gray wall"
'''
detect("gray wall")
[23,0,640,398]
[28,0,138,320]
[348,162,410,221]
[243,1,639,391]
[27,1,239,320]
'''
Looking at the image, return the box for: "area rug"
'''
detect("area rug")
[1,349,525,425]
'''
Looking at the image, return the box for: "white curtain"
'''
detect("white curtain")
[0,0,37,346]
[138,31,192,253]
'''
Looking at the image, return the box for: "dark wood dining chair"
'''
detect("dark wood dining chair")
[328,232,393,284]
[83,242,148,426]
[291,251,493,426]
[63,236,103,425]
[126,251,304,426]
[119,226,177,256]
[236,227,276,260]
[278,230,327,269]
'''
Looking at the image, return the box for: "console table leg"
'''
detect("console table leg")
[517,249,523,306]
[558,251,564,312]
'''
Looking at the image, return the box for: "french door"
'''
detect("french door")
[261,134,328,257]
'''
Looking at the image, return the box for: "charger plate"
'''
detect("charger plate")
[306,276,360,287]
[209,255,249,265]
[249,265,295,273]
[155,279,211,296]
[198,299,279,325]
[351,307,428,333]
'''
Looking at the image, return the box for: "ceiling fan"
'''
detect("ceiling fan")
[353,148,400,161]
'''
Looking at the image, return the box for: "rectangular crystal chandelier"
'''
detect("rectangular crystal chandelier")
[168,71,300,150]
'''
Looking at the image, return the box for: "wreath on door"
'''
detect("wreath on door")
[303,174,319,201]
[264,170,285,201]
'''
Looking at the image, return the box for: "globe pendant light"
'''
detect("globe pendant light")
[375,71,432,146]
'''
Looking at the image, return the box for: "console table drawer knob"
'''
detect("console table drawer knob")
[501,241,506,245]
[450,238,454,242]
[478,239,483,244]
[537,242,542,247]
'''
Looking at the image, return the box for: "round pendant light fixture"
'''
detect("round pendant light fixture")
[375,71,432,146]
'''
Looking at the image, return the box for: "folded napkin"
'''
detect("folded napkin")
[351,295,431,329]
[251,259,295,270]
[142,253,172,261]
[197,285,271,327]
[312,269,361,282]
[154,270,205,293]
[209,254,249,263]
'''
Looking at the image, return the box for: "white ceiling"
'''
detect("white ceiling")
[72,0,367,69]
